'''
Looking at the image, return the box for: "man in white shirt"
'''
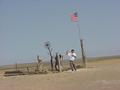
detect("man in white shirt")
[67,49,77,71]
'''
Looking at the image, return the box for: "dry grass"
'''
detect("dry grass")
[0,56,120,90]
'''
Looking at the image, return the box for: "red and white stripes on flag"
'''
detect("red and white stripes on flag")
[70,12,78,22]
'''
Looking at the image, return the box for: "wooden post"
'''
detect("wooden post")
[59,54,63,72]
[50,56,54,71]
[37,56,39,71]
[37,55,42,72]
[55,53,62,72]
[44,41,54,71]
[80,39,86,68]
[27,67,29,73]
[15,63,18,71]
[58,58,61,72]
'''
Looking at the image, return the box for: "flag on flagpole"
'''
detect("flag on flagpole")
[70,12,78,22]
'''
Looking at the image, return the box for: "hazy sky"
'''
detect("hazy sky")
[0,0,120,65]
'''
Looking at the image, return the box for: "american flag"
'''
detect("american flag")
[70,12,78,22]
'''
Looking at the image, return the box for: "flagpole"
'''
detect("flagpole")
[76,15,87,68]
[70,12,87,68]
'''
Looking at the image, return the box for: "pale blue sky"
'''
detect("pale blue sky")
[0,0,120,65]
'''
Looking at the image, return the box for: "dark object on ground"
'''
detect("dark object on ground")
[4,70,25,76]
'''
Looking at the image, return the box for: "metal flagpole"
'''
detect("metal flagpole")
[76,14,87,68]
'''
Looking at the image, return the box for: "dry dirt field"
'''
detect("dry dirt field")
[0,58,120,90]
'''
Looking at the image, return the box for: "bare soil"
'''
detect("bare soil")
[0,59,120,90]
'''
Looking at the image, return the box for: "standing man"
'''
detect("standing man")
[66,49,77,71]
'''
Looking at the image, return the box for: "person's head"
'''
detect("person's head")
[59,54,62,58]
[71,49,75,53]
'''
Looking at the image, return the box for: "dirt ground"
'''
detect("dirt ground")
[0,59,120,90]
